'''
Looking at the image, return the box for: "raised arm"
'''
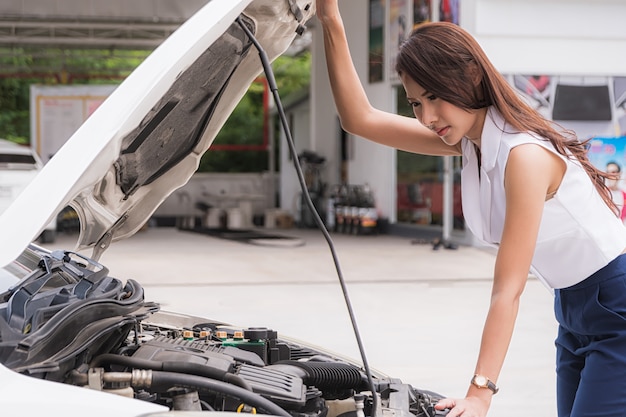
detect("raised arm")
[316,0,460,156]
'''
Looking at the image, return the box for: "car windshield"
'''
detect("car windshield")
[0,153,38,170]
[0,154,37,165]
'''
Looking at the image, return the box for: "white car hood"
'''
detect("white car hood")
[0,0,314,268]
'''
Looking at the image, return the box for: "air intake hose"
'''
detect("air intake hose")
[273,360,367,391]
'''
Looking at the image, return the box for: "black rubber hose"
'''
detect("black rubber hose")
[149,371,291,417]
[90,353,252,391]
[275,360,367,391]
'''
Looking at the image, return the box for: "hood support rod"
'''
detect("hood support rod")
[236,14,380,417]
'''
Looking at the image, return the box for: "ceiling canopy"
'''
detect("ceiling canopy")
[0,0,207,50]
[0,0,205,77]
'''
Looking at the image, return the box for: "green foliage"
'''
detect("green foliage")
[216,94,265,145]
[272,51,311,96]
[0,78,31,143]
[199,51,311,173]
[198,92,267,173]
[0,51,33,142]
[0,47,147,82]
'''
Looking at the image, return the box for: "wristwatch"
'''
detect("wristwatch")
[470,374,499,394]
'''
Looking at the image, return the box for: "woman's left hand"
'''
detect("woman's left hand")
[434,396,490,417]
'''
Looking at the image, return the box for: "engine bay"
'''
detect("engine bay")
[0,246,446,417]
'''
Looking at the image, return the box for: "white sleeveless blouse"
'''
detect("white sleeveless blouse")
[461,107,626,289]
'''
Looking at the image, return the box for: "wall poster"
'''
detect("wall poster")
[587,137,626,172]
[368,0,385,83]
[388,0,410,83]
[413,0,431,28]
[439,0,459,24]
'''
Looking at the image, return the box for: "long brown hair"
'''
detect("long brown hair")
[395,21,617,214]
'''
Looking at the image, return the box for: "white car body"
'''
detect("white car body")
[0,139,56,243]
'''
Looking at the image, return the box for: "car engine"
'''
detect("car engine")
[0,246,447,417]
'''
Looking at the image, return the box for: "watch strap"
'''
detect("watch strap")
[471,374,499,395]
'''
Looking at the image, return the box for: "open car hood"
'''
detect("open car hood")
[0,0,315,267]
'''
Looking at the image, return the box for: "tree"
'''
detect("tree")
[0,77,30,144]
[198,51,311,173]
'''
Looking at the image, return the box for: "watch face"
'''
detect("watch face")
[474,375,487,386]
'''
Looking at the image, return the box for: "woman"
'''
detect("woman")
[315,1,626,416]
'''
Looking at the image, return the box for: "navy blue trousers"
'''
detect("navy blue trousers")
[554,253,626,417]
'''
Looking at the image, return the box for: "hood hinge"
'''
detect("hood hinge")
[287,0,311,35]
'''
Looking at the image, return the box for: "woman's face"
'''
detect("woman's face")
[401,73,486,147]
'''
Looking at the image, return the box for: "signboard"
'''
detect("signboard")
[368,0,385,83]
[30,85,117,163]
[388,0,409,83]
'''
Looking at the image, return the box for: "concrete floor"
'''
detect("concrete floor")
[46,226,558,417]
